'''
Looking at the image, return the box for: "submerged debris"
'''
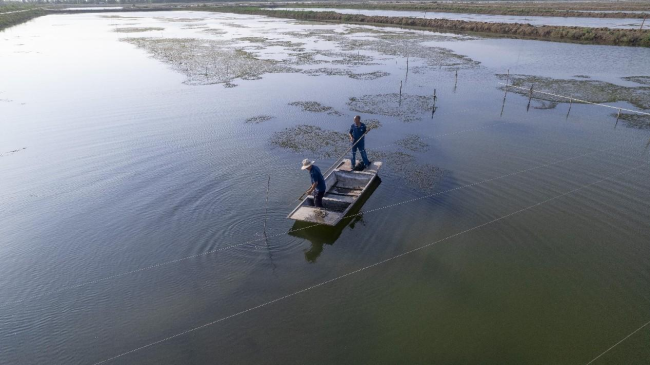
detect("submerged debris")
[245,115,274,124]
[396,135,430,152]
[498,74,650,110]
[113,27,164,33]
[348,94,432,122]
[270,125,349,158]
[289,101,343,116]
[121,37,294,86]
[368,150,445,191]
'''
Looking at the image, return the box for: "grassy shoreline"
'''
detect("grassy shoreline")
[273,2,650,19]
[0,9,47,31]
[209,7,650,47]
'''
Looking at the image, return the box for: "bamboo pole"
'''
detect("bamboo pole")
[615,108,621,129]
[264,175,270,237]
[641,16,646,31]
[566,97,573,119]
[526,84,534,112]
[431,88,437,118]
[399,80,403,106]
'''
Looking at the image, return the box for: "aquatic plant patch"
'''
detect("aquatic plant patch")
[614,113,650,130]
[245,115,274,124]
[499,74,650,110]
[289,101,343,116]
[121,37,294,86]
[396,135,430,152]
[270,125,349,158]
[114,27,164,33]
[348,93,434,122]
[622,76,650,86]
[368,150,445,191]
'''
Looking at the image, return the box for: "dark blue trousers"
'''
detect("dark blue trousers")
[351,141,370,168]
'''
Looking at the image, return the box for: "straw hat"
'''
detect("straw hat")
[301,159,314,170]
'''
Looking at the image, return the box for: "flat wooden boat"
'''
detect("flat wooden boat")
[287,159,383,226]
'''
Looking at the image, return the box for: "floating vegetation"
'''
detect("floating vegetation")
[113,27,164,33]
[623,76,650,86]
[498,74,650,110]
[245,115,274,124]
[270,125,348,158]
[155,17,205,23]
[365,119,382,130]
[368,150,445,191]
[348,94,433,122]
[614,113,650,130]
[222,22,249,28]
[289,101,343,116]
[100,15,140,19]
[303,68,388,80]
[181,24,208,30]
[201,28,227,36]
[121,37,294,86]
[574,75,591,79]
[396,135,430,152]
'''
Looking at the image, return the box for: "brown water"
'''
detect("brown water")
[1,11,649,365]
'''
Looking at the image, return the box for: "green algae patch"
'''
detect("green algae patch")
[499,74,650,110]
[121,37,295,86]
[396,135,430,152]
[289,101,343,116]
[114,27,164,33]
[245,115,274,124]
[271,125,349,158]
[348,94,433,122]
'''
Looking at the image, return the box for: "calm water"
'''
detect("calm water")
[1,11,649,365]
[272,7,647,29]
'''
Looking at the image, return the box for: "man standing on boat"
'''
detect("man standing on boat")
[349,115,370,170]
[302,159,326,208]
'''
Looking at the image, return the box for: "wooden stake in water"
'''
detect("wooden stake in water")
[566,97,573,119]
[455,69,458,86]
[503,69,510,98]
[615,108,621,129]
[431,88,437,118]
[526,84,534,112]
[641,16,647,31]
[264,175,270,238]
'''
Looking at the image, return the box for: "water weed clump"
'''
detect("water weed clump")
[368,150,445,191]
[289,101,343,116]
[613,113,650,130]
[270,125,349,157]
[396,135,430,152]
[348,94,433,122]
[122,37,294,86]
[623,76,650,86]
[303,68,389,80]
[114,27,164,33]
[245,115,274,124]
[499,74,650,110]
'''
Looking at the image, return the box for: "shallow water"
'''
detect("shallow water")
[273,7,648,29]
[1,10,650,365]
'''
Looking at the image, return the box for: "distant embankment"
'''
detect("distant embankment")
[276,2,650,19]
[0,9,47,31]
[212,8,650,47]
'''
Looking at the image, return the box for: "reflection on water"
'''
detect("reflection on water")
[290,178,381,263]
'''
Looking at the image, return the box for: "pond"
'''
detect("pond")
[1,10,649,365]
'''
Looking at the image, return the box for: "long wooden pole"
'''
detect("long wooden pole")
[297,129,371,201]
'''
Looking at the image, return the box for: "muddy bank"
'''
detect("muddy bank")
[499,74,650,110]
[274,2,650,19]
[0,9,46,31]
[209,8,650,47]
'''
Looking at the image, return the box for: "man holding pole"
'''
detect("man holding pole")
[349,115,370,170]
[301,159,326,208]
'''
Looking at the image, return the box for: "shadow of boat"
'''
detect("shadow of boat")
[289,177,381,263]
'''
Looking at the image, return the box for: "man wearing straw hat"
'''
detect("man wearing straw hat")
[301,158,326,208]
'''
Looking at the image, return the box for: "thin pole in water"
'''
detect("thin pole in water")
[641,16,646,31]
[264,175,270,238]
[431,88,437,118]
[615,108,621,129]
[566,97,573,119]
[399,80,402,106]
[526,84,534,112]
[503,69,510,98]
